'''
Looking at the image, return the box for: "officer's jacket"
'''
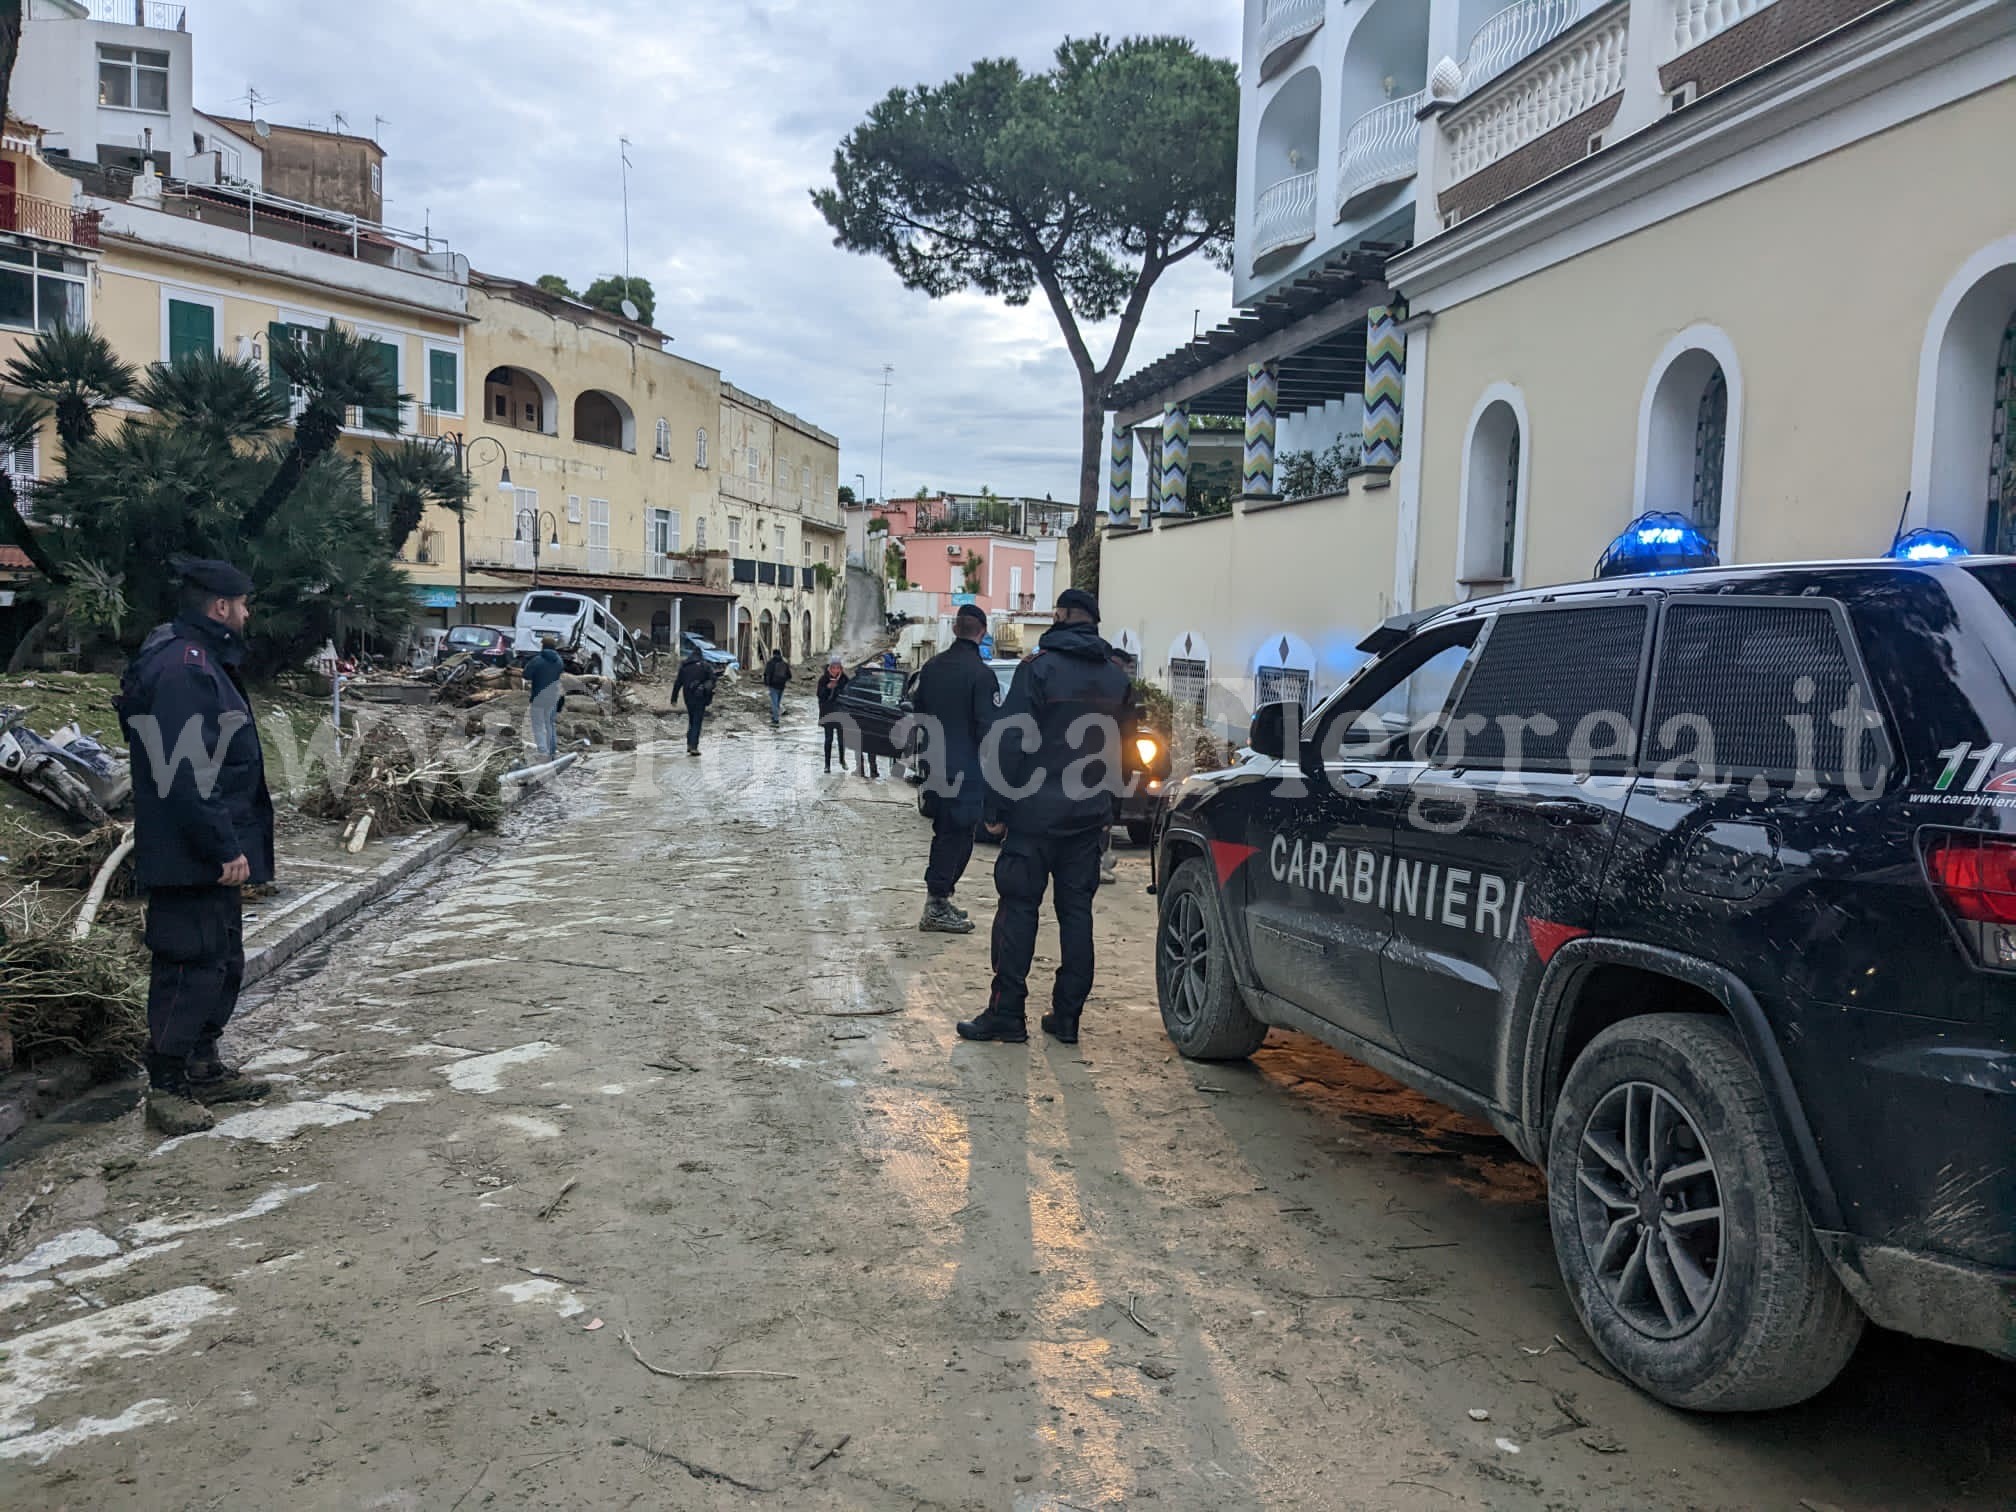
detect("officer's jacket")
[672,657,715,710]
[985,624,1139,835]
[913,637,998,823]
[117,614,275,890]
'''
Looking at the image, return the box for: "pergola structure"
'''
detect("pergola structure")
[1106,249,1404,517]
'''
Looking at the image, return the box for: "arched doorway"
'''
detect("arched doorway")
[759,610,775,659]
[650,608,672,648]
[780,612,793,663]
[1913,242,2016,548]
[802,610,814,658]
[1637,328,1742,555]
[736,610,753,668]
[1993,309,2016,552]
[1460,386,1527,592]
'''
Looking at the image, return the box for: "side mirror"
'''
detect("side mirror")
[1249,702,1289,760]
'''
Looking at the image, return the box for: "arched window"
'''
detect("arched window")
[655,417,671,458]
[1252,632,1315,716]
[1911,243,2016,549]
[1637,328,1742,555]
[696,428,709,468]
[758,609,775,656]
[803,610,814,655]
[574,390,635,451]
[1459,387,1527,591]
[483,365,557,436]
[1167,631,1211,720]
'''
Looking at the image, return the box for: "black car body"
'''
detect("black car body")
[1152,560,2016,1411]
[835,664,911,759]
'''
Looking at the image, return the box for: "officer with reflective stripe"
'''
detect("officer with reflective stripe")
[958,588,1137,1046]
[117,555,277,1135]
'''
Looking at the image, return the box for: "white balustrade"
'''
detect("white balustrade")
[1670,0,1782,58]
[1462,0,1583,92]
[1445,12,1629,184]
[1252,170,1319,262]
[1335,91,1424,216]
[1258,0,1327,77]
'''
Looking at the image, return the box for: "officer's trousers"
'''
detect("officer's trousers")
[925,807,977,900]
[987,825,1103,1022]
[686,705,706,751]
[144,885,245,1061]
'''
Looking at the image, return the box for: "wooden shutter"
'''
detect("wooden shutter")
[167,299,214,363]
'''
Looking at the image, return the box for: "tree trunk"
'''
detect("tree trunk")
[0,477,65,586]
[1068,373,1106,595]
[243,442,310,539]
[6,606,52,674]
[0,2,22,131]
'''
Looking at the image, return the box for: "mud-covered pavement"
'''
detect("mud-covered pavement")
[3,724,2013,1510]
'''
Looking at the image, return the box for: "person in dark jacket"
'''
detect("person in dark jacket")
[815,655,850,772]
[958,589,1138,1046]
[525,635,565,758]
[116,555,277,1134]
[912,603,999,934]
[672,646,716,755]
[763,650,791,728]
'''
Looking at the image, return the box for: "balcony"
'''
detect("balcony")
[1335,91,1424,218]
[463,537,704,582]
[1258,0,1327,81]
[1462,0,1583,92]
[84,0,187,29]
[0,192,102,250]
[1444,9,1630,188]
[1670,0,1782,58]
[1251,171,1319,264]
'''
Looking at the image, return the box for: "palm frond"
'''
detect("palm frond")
[137,350,289,443]
[2,325,138,448]
[0,391,50,456]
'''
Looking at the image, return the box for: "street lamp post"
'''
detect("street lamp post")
[432,431,514,624]
[517,506,559,587]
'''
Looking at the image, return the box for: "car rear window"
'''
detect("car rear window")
[524,595,579,617]
[1442,602,1650,772]
[850,670,904,705]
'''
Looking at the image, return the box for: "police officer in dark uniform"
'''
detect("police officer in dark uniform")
[911,603,998,935]
[117,555,277,1134]
[958,589,1137,1046]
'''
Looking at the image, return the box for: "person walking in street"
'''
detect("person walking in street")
[525,634,565,759]
[672,645,716,756]
[958,589,1137,1047]
[912,604,999,935]
[881,649,898,671]
[116,555,278,1134]
[816,655,850,772]
[763,648,792,729]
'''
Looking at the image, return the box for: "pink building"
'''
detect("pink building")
[900,531,1040,616]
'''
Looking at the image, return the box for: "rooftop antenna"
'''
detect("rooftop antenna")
[331,111,349,135]
[619,136,634,312]
[878,364,894,503]
[244,85,266,117]
[374,115,391,143]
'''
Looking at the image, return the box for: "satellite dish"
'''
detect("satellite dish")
[252,119,272,140]
[619,298,641,322]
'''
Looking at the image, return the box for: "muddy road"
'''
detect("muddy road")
[3,724,2012,1509]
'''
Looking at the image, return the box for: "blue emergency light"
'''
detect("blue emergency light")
[1596,511,1720,579]
[1888,527,1970,562]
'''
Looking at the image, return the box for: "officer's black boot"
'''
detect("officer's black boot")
[187,1040,273,1105]
[955,1005,1029,1043]
[143,1052,217,1136]
[1040,1012,1081,1045]
[919,897,975,935]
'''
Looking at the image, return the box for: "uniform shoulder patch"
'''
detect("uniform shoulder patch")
[184,644,205,664]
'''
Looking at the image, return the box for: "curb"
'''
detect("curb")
[241,823,470,990]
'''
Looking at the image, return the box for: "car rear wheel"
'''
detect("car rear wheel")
[1125,820,1154,847]
[1155,858,1267,1061]
[1546,1014,1863,1411]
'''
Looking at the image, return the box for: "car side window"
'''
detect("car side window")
[1313,623,1485,765]
[1436,602,1652,774]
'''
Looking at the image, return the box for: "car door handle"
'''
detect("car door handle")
[1536,799,1605,825]
[1335,768,1379,791]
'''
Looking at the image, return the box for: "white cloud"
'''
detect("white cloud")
[191,1,1241,498]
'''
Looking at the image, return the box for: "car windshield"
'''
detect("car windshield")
[850,669,905,705]
[447,628,493,646]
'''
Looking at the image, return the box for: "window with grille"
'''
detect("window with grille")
[1646,599,1886,788]
[1168,657,1210,718]
[1254,666,1311,716]
[1443,603,1650,772]
[696,429,709,468]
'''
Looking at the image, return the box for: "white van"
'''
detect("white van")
[513,591,632,679]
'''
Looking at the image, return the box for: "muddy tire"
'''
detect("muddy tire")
[1547,1014,1863,1412]
[1155,858,1267,1061]
[1126,820,1154,847]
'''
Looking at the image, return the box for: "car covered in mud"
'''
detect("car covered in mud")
[1152,559,2016,1411]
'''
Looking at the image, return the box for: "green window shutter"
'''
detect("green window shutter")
[428,348,458,414]
[267,320,292,400]
[167,299,214,363]
[362,338,400,432]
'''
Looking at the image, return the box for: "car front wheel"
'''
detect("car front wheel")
[1155,858,1267,1061]
[1546,1013,1863,1411]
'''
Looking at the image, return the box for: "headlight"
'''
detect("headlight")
[1135,736,1160,765]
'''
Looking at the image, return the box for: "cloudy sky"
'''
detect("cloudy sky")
[193,0,1243,501]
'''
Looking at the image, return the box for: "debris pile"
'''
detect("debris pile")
[4,822,137,897]
[300,723,520,834]
[0,885,147,1072]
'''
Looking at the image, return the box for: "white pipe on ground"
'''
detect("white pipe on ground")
[71,825,136,941]
[500,752,579,786]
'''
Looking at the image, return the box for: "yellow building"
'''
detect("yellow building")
[448,273,738,648]
[718,383,845,665]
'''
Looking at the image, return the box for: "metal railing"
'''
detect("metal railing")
[1462,0,1583,92]
[1446,10,1629,184]
[1669,0,1782,59]
[1251,170,1319,263]
[84,0,187,28]
[463,536,702,582]
[1335,90,1424,216]
[1258,0,1327,78]
[0,192,102,249]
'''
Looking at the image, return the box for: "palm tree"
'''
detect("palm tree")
[0,389,56,583]
[2,323,138,453]
[368,439,472,556]
[137,350,290,448]
[241,321,409,538]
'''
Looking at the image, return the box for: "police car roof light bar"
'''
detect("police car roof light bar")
[1888,527,1970,562]
[1595,511,1720,580]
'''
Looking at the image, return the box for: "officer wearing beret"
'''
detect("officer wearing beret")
[116,555,277,1134]
[958,588,1137,1046]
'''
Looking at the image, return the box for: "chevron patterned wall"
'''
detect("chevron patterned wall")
[1159,404,1190,514]
[1364,304,1407,468]
[1109,424,1134,520]
[1243,362,1278,496]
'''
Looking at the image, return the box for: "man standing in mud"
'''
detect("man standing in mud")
[672,643,716,756]
[117,556,276,1135]
[958,589,1136,1046]
[911,603,998,935]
